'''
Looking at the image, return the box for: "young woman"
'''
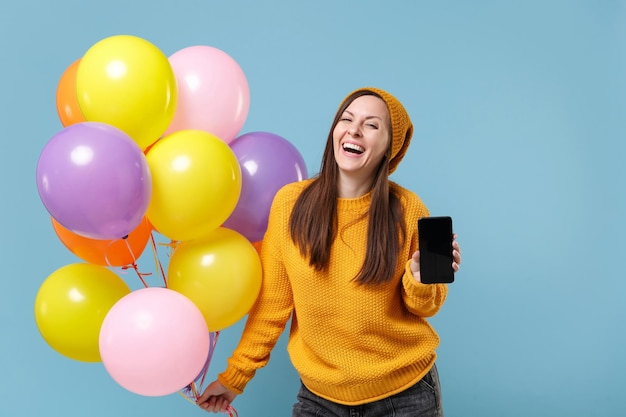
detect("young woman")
[197,87,462,416]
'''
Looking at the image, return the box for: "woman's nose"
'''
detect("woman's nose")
[348,127,361,137]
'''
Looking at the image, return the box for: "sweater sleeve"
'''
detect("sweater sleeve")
[218,188,295,394]
[396,186,448,317]
[401,260,448,317]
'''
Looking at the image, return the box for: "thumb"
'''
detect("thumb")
[411,250,420,266]
[411,251,421,280]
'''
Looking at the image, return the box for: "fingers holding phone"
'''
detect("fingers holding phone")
[452,235,461,272]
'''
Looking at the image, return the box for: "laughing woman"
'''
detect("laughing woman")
[197,87,462,417]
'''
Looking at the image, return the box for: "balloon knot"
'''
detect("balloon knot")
[159,239,179,252]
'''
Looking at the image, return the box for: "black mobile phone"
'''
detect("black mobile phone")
[418,216,454,284]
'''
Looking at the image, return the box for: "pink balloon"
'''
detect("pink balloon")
[165,45,250,143]
[99,287,209,396]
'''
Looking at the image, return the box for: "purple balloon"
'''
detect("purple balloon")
[36,122,152,240]
[223,131,308,242]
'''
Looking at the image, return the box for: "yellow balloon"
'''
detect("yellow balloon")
[168,227,262,331]
[76,35,177,150]
[34,263,131,362]
[146,130,242,241]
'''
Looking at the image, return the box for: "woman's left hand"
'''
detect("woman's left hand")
[410,234,462,281]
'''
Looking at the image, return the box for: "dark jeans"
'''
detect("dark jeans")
[292,364,443,417]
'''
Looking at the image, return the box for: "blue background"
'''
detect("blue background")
[1,1,624,416]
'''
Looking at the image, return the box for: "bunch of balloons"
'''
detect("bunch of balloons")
[34,35,308,399]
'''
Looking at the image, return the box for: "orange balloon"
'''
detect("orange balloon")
[143,138,159,155]
[56,59,85,126]
[52,217,152,266]
[252,240,262,255]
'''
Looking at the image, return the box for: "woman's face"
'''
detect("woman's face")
[332,95,391,178]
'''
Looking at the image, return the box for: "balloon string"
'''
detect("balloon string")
[103,239,118,268]
[121,263,151,288]
[149,233,169,287]
[179,331,223,408]
[118,236,153,288]
[177,390,197,405]
[160,238,179,257]
[122,235,138,264]
[103,234,137,269]
[190,381,199,398]
[197,331,220,389]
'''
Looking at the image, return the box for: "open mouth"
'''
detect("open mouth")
[342,143,364,155]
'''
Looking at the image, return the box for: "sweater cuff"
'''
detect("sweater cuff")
[217,366,254,395]
[402,259,435,295]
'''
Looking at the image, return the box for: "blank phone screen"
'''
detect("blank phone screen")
[418,216,454,284]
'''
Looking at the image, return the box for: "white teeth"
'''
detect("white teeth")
[343,143,365,153]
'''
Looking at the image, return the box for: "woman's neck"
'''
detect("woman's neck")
[337,173,373,198]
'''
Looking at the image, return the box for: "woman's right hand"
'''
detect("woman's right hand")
[196,380,237,413]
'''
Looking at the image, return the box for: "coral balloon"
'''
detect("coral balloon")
[252,240,262,255]
[52,217,152,266]
[34,263,131,362]
[168,227,262,331]
[36,122,152,240]
[223,131,308,242]
[146,130,241,241]
[56,58,85,126]
[99,287,210,396]
[76,35,177,150]
[165,45,249,143]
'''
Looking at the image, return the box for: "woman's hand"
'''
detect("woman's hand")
[410,234,462,281]
[451,234,462,271]
[196,379,237,413]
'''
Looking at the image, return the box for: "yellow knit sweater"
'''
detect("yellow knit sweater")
[219,179,448,405]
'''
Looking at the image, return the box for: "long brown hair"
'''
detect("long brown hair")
[289,90,406,284]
